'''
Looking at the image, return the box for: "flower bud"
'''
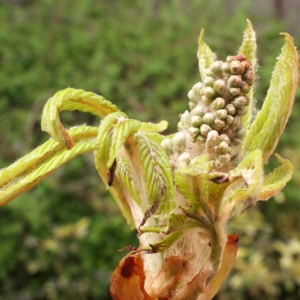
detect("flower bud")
[173,132,186,153]
[189,127,200,138]
[222,62,231,74]
[202,95,213,105]
[218,153,231,163]
[210,61,223,76]
[225,104,236,115]
[187,90,197,102]
[235,128,247,139]
[232,138,244,146]
[200,124,211,137]
[227,146,236,157]
[212,97,225,110]
[232,96,247,108]
[206,130,219,147]
[228,75,242,87]
[214,79,226,95]
[236,107,248,116]
[189,101,197,110]
[161,138,173,155]
[205,68,214,77]
[241,60,251,70]
[232,116,242,129]
[177,152,191,164]
[204,86,216,99]
[214,158,223,169]
[243,68,254,85]
[180,111,191,127]
[192,82,204,96]
[191,105,205,117]
[226,56,235,63]
[235,54,247,61]
[230,60,243,75]
[219,134,230,144]
[240,81,250,94]
[191,115,202,127]
[225,115,234,125]
[215,109,227,120]
[214,118,225,128]
[196,135,206,143]
[229,87,241,97]
[216,141,228,154]
[177,122,184,131]
[202,113,214,125]
[203,76,215,87]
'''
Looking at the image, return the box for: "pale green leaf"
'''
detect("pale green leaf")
[0,126,98,206]
[243,33,299,163]
[0,125,98,188]
[116,158,142,206]
[93,112,128,180]
[258,153,293,201]
[230,149,263,211]
[136,133,175,215]
[41,88,119,147]
[139,120,168,133]
[224,154,293,209]
[239,19,257,129]
[197,29,216,82]
[142,230,186,253]
[175,155,228,212]
[107,119,141,168]
[174,171,203,209]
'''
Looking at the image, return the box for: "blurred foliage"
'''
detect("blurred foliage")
[0,0,299,299]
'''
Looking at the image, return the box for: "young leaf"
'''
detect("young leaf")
[93,111,128,180]
[139,120,168,133]
[117,158,142,206]
[224,153,292,212]
[197,29,216,82]
[239,19,257,129]
[136,133,175,216]
[0,126,98,206]
[256,153,293,201]
[175,156,228,214]
[108,119,141,168]
[41,88,118,147]
[243,33,299,163]
[230,149,264,212]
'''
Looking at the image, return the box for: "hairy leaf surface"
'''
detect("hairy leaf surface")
[108,119,141,168]
[197,29,216,82]
[239,19,257,129]
[136,133,175,215]
[243,33,298,162]
[41,88,118,146]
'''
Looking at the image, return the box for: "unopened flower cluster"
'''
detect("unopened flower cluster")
[162,54,254,170]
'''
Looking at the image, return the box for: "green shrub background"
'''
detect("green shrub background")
[0,1,299,299]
